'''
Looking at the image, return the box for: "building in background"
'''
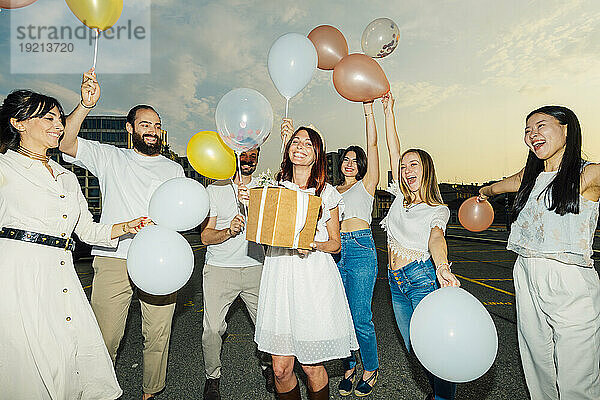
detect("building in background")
[326,148,345,186]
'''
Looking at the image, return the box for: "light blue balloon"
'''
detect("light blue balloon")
[215,88,274,153]
[148,177,209,232]
[127,225,194,295]
[268,32,317,100]
[410,287,498,383]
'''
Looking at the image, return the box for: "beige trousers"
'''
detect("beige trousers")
[202,263,262,379]
[514,256,600,400]
[91,256,177,394]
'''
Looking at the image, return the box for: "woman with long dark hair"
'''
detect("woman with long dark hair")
[478,105,600,399]
[335,102,380,397]
[246,123,358,400]
[381,92,460,400]
[0,89,147,399]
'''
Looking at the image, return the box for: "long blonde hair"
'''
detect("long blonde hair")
[399,148,444,206]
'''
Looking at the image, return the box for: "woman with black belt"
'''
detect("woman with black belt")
[0,89,147,399]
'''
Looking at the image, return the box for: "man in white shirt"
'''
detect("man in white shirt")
[60,71,185,400]
[200,148,273,400]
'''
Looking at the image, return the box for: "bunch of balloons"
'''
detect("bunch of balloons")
[459,196,495,232]
[307,19,400,103]
[410,287,498,382]
[127,177,210,295]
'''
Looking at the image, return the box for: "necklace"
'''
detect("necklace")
[404,201,423,212]
[17,145,49,162]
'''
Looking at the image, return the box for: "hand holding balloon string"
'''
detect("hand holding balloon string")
[280,118,294,152]
[81,68,99,107]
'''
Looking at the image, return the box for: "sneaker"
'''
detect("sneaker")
[262,365,275,393]
[354,369,378,397]
[203,378,221,400]
[338,369,356,396]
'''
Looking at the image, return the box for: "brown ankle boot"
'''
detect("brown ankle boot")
[277,383,301,400]
[307,381,329,400]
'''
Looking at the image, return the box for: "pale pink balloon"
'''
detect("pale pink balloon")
[458,197,494,232]
[0,0,38,9]
[333,53,390,102]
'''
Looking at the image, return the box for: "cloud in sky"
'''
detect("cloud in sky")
[2,0,600,183]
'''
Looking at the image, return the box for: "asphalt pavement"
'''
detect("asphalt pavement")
[73,223,600,399]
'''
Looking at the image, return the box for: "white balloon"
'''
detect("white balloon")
[215,88,274,153]
[127,225,194,295]
[361,18,400,58]
[410,287,498,383]
[148,177,210,232]
[268,33,317,100]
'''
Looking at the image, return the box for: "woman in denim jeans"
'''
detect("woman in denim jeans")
[381,92,460,400]
[336,101,381,397]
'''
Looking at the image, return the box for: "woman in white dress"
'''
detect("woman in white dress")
[0,89,148,399]
[247,123,358,400]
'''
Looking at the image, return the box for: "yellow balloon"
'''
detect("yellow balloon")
[187,131,236,180]
[65,0,123,31]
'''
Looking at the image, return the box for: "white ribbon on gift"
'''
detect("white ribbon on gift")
[254,181,314,248]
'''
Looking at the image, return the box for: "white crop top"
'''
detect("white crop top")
[381,181,450,262]
[339,180,374,224]
[507,169,599,267]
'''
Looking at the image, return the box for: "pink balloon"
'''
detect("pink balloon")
[458,197,494,232]
[0,0,38,9]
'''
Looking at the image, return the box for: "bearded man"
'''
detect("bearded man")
[60,71,185,400]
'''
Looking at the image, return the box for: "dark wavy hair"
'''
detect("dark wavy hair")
[126,104,159,127]
[0,90,66,153]
[511,105,582,222]
[339,145,367,183]
[276,126,327,195]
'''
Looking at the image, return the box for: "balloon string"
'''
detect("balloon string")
[89,29,100,102]
[235,152,248,219]
[281,98,290,153]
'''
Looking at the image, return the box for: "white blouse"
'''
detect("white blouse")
[381,181,450,262]
[340,180,374,225]
[507,170,599,267]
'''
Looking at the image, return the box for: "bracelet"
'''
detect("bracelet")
[364,112,374,117]
[122,223,128,233]
[80,99,96,109]
[436,262,452,272]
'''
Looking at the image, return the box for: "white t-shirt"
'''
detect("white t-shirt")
[205,178,265,267]
[63,138,185,259]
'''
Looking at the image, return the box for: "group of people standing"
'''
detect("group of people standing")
[0,67,599,400]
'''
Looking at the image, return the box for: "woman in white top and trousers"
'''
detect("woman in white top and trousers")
[479,105,600,400]
[0,89,147,399]
[335,101,380,397]
[248,124,358,400]
[381,93,460,400]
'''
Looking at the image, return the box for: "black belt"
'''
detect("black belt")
[0,227,75,252]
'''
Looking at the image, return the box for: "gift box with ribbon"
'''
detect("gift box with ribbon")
[245,183,322,250]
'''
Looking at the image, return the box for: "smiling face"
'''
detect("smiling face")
[288,129,316,167]
[400,151,423,193]
[524,113,567,160]
[15,106,64,151]
[341,151,358,178]
[128,108,162,155]
[239,148,259,176]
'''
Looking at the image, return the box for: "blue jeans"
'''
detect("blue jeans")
[337,229,379,372]
[388,258,456,400]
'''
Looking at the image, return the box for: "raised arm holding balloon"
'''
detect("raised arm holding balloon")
[478,106,600,399]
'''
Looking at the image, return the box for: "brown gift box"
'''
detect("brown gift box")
[245,187,322,250]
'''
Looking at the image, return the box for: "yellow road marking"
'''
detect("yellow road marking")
[475,278,513,281]
[482,301,513,306]
[454,274,515,296]
[83,284,91,290]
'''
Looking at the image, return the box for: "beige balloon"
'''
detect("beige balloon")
[308,25,348,70]
[458,197,495,232]
[333,54,390,102]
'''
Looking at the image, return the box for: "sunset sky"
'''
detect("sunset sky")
[2,0,600,186]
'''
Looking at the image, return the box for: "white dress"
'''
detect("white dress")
[254,182,359,364]
[0,150,122,399]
